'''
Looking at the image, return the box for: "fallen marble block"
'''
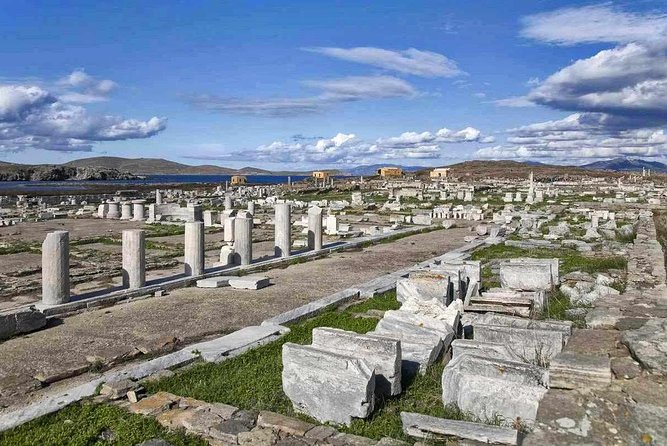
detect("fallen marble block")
[228,276,270,290]
[397,273,452,305]
[401,412,519,445]
[549,351,611,389]
[282,343,375,426]
[399,297,462,330]
[451,339,519,362]
[196,277,234,288]
[381,310,455,344]
[374,319,443,375]
[442,354,548,425]
[499,262,553,291]
[474,313,572,343]
[311,327,402,396]
[0,307,47,341]
[474,324,564,365]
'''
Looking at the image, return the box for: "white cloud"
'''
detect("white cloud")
[493,96,536,107]
[188,75,418,117]
[57,69,117,103]
[0,74,166,153]
[207,125,491,165]
[521,4,667,45]
[304,46,463,77]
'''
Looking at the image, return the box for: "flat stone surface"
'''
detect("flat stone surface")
[305,425,338,441]
[196,277,234,288]
[327,432,377,446]
[228,276,271,290]
[401,412,519,445]
[129,391,179,416]
[257,410,316,436]
[621,318,667,374]
[549,352,611,390]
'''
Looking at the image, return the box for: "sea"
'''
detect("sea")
[0,174,311,193]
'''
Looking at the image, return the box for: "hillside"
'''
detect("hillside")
[581,157,667,173]
[419,160,624,181]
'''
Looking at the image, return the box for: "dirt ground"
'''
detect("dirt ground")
[0,225,472,409]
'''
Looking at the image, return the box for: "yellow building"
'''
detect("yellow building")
[430,168,450,179]
[312,171,330,180]
[231,175,248,185]
[377,167,403,177]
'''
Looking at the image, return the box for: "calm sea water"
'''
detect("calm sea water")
[0,174,310,192]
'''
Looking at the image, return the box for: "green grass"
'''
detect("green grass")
[471,244,627,275]
[0,241,40,255]
[145,224,186,238]
[540,290,590,328]
[0,402,206,446]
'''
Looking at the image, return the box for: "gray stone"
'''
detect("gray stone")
[396,274,451,305]
[135,440,173,446]
[474,313,572,342]
[401,412,519,445]
[282,343,375,426]
[228,276,270,290]
[442,354,548,425]
[0,307,46,341]
[41,231,70,305]
[381,310,455,344]
[549,352,611,389]
[196,277,233,288]
[305,425,338,441]
[100,379,137,400]
[474,324,564,365]
[257,410,315,436]
[184,222,205,276]
[621,318,667,374]
[374,318,444,375]
[327,432,377,446]
[499,260,554,291]
[238,427,278,446]
[311,327,402,396]
[451,339,519,362]
[122,230,146,289]
[308,206,323,250]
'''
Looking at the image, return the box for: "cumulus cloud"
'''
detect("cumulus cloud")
[188,75,417,117]
[475,113,667,160]
[191,125,492,165]
[304,47,463,77]
[520,4,667,45]
[57,69,118,103]
[0,74,166,152]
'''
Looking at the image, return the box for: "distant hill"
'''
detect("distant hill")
[64,157,274,176]
[580,157,667,173]
[343,164,427,176]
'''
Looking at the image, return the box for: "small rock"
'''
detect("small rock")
[611,356,642,379]
[556,417,576,429]
[257,411,315,436]
[305,425,338,441]
[238,427,278,446]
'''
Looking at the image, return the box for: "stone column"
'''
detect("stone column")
[132,200,146,221]
[274,202,291,257]
[308,206,323,250]
[203,210,217,227]
[42,231,70,305]
[247,201,255,215]
[155,189,163,205]
[120,202,133,220]
[122,229,145,289]
[234,211,253,265]
[107,201,120,219]
[97,203,108,218]
[184,221,205,276]
[224,195,233,211]
[223,210,236,243]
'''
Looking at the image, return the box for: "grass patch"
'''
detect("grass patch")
[0,402,206,446]
[145,224,186,238]
[471,244,627,275]
[0,241,40,255]
[71,236,120,246]
[540,290,590,328]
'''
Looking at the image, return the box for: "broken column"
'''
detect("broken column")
[122,229,146,289]
[247,201,255,215]
[120,201,133,220]
[132,200,146,221]
[224,195,233,211]
[107,201,120,219]
[155,189,163,205]
[274,202,291,258]
[42,231,70,305]
[223,210,236,243]
[203,210,217,227]
[307,205,323,250]
[184,221,205,276]
[234,211,253,265]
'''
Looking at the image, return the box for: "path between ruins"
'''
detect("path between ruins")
[0,225,472,409]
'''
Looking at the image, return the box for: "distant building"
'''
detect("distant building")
[377,167,403,177]
[430,168,450,180]
[312,171,330,180]
[231,175,248,185]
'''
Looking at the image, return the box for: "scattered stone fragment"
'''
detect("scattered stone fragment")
[401,412,519,445]
[621,318,667,374]
[99,379,137,400]
[257,410,316,436]
[196,277,233,288]
[228,276,271,290]
[549,352,611,389]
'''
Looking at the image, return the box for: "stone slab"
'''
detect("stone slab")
[196,277,234,288]
[228,276,271,290]
[401,412,519,445]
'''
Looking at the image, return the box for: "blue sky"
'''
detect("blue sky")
[1,1,666,169]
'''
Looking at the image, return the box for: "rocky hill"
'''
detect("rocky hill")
[64,157,272,175]
[0,162,137,181]
[581,157,667,173]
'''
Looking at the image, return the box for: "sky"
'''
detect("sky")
[1,0,667,170]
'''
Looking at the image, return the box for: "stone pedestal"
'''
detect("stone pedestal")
[308,206,323,251]
[122,229,146,289]
[203,210,217,227]
[97,203,108,218]
[132,200,146,221]
[155,189,163,205]
[247,201,255,215]
[107,201,120,219]
[223,210,236,243]
[224,195,233,211]
[274,203,291,258]
[184,221,205,276]
[234,211,253,265]
[42,231,70,305]
[120,202,133,220]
